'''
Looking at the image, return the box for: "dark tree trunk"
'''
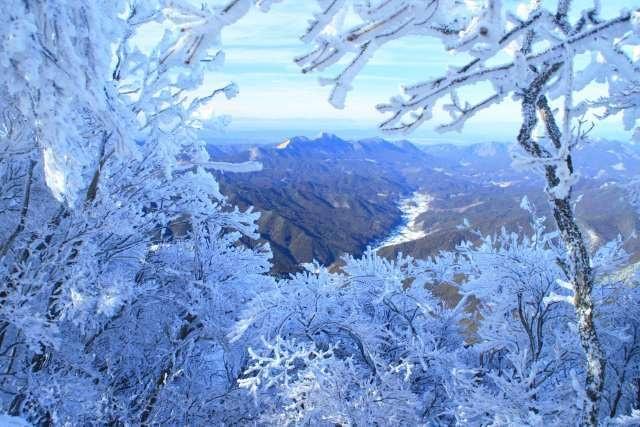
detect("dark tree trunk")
[516,63,605,426]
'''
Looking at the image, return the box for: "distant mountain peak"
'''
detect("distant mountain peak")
[267,134,434,161]
[275,135,310,149]
[317,132,344,142]
[271,134,355,156]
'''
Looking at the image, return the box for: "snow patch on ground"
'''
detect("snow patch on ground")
[375,192,433,250]
[276,139,291,149]
[476,142,497,157]
[490,180,513,188]
[453,200,485,213]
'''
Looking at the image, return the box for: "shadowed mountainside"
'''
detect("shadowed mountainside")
[210,134,640,275]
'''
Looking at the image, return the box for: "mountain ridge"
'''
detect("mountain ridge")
[209,133,639,274]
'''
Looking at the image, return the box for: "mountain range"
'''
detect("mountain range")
[209,134,640,275]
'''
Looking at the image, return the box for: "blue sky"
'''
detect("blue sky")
[201,0,635,144]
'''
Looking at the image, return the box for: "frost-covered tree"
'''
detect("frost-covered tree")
[452,206,640,425]
[295,1,640,423]
[0,0,279,424]
[235,249,469,425]
[452,209,581,424]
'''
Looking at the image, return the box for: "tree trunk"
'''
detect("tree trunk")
[139,312,202,425]
[552,197,605,426]
[516,64,605,425]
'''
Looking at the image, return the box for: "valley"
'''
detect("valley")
[210,134,640,275]
[373,192,433,250]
